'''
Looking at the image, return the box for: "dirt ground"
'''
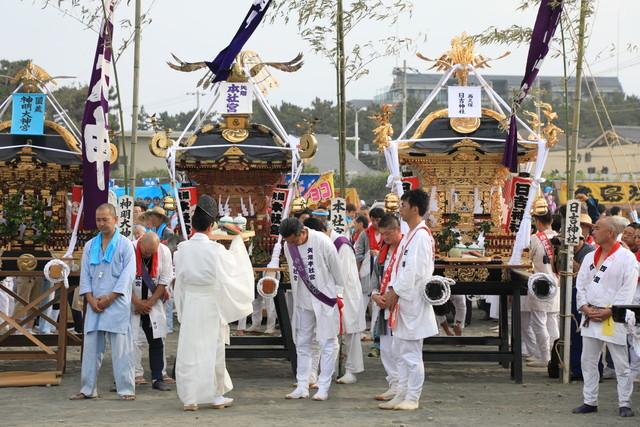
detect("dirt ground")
[1,310,639,427]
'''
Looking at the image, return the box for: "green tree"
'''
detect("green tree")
[347,172,389,205]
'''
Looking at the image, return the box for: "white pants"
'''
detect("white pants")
[530,311,554,362]
[452,295,466,326]
[343,332,364,374]
[392,337,424,402]
[521,311,537,356]
[252,296,276,331]
[81,330,135,396]
[295,309,338,391]
[581,336,634,407]
[628,335,640,381]
[380,333,398,390]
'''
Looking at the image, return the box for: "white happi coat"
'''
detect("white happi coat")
[131,241,172,339]
[390,220,438,341]
[330,230,365,334]
[576,245,638,346]
[174,233,254,404]
[528,229,560,313]
[284,228,343,343]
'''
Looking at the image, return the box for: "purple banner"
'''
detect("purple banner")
[205,0,272,83]
[81,1,116,229]
[502,0,563,172]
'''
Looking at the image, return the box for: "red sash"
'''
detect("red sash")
[365,225,381,251]
[536,231,554,264]
[389,225,431,328]
[593,241,622,268]
[380,243,401,296]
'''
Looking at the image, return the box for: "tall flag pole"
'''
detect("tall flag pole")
[81,0,116,229]
[502,0,563,172]
[205,0,272,83]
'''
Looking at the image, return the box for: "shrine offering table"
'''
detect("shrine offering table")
[423,263,529,384]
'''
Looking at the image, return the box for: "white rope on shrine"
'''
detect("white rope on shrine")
[40,84,83,142]
[43,259,71,289]
[0,83,24,119]
[394,65,460,143]
[64,197,84,258]
[509,140,550,265]
[422,276,454,306]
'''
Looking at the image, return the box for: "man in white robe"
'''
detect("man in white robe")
[573,217,637,418]
[70,203,136,401]
[304,217,366,384]
[380,190,438,411]
[527,211,560,367]
[174,195,254,411]
[131,232,172,391]
[281,218,343,401]
[371,214,403,401]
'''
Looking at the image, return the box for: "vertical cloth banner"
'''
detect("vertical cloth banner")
[205,0,272,83]
[81,0,116,229]
[270,186,289,237]
[502,0,563,172]
[178,187,198,237]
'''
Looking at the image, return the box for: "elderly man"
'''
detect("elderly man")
[573,217,638,417]
[371,214,403,401]
[70,203,136,401]
[131,232,173,391]
[281,217,344,401]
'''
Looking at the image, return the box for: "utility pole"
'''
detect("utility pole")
[354,107,366,160]
[187,91,201,123]
[402,59,408,129]
[336,0,347,196]
[128,0,142,198]
[562,0,589,385]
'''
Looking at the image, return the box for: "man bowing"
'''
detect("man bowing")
[281,218,345,401]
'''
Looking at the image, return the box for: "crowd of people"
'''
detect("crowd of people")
[2,186,639,416]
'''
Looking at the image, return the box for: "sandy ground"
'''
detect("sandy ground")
[1,310,639,427]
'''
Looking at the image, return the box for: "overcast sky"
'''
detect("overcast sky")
[3,0,639,129]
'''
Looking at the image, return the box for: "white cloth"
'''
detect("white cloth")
[521,311,537,356]
[576,246,638,345]
[451,294,466,326]
[131,242,172,340]
[390,221,438,340]
[581,336,634,407]
[174,233,254,405]
[530,310,551,363]
[331,230,365,334]
[528,230,559,313]
[343,332,364,374]
[80,329,134,397]
[392,337,424,402]
[294,308,338,391]
[285,229,342,344]
[380,333,398,390]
